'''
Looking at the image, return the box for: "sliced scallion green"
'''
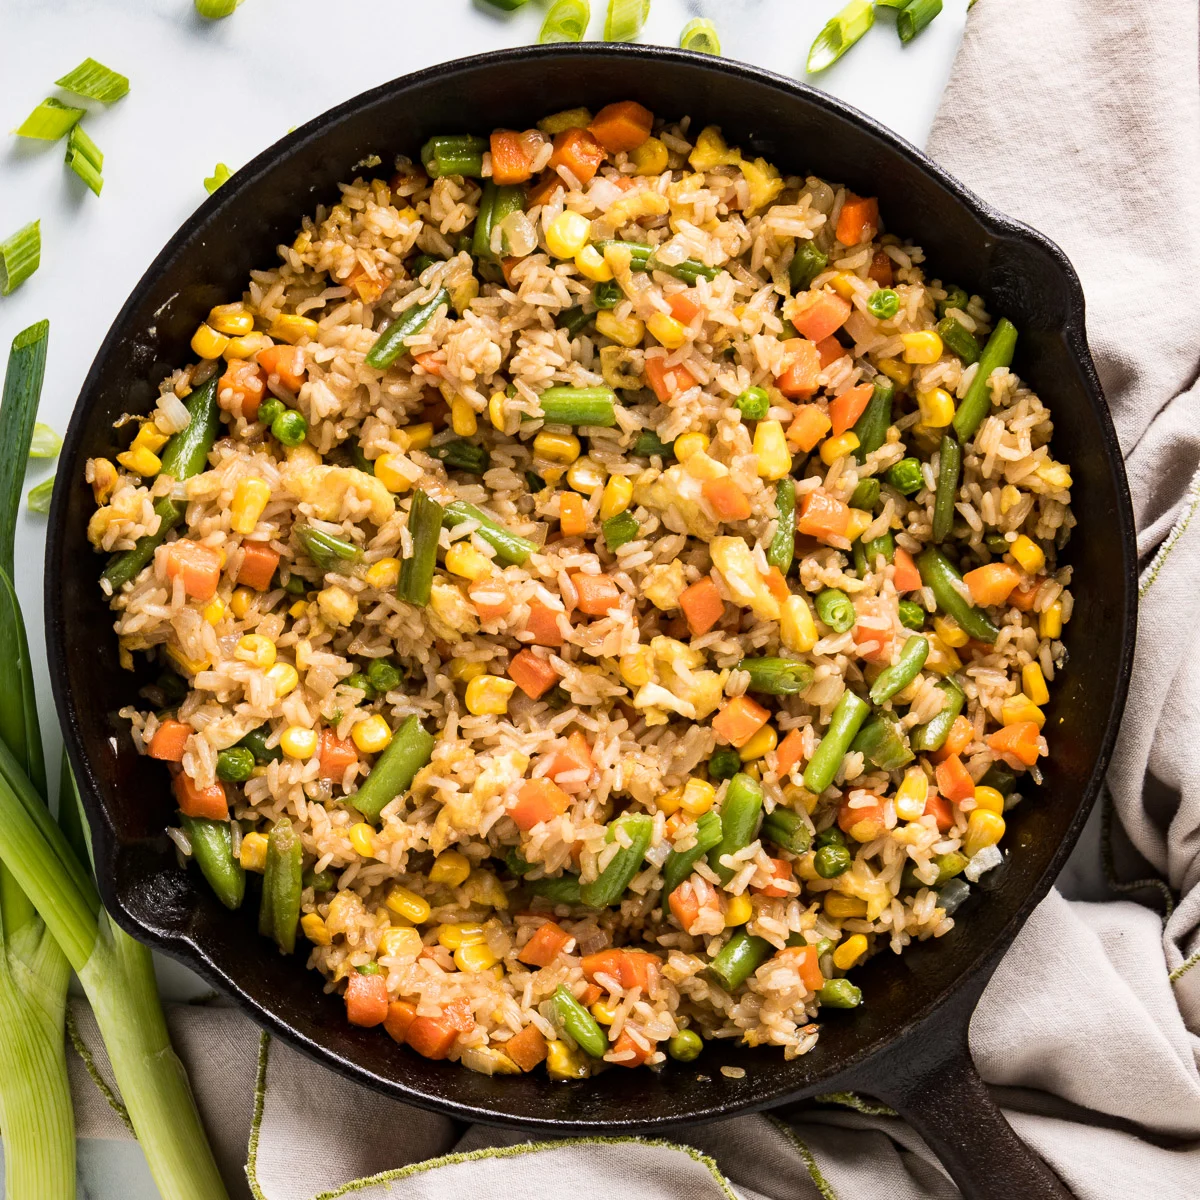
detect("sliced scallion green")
[55,58,129,103]
[807,0,875,74]
[66,126,104,197]
[26,476,54,514]
[482,0,532,8]
[605,0,649,42]
[680,17,721,54]
[12,98,84,141]
[539,0,590,43]
[874,0,911,7]
[0,221,41,296]
[203,163,232,194]
[898,0,943,43]
[194,0,245,16]
[29,422,61,458]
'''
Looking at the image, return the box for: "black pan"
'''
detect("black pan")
[46,45,1136,1200]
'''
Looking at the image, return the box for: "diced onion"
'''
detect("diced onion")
[964,844,1003,882]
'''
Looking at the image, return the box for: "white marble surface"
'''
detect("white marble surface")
[0,0,966,1194]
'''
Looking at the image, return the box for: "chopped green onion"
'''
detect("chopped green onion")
[680,17,721,54]
[602,510,640,549]
[12,98,84,141]
[26,476,54,514]
[67,152,103,198]
[66,125,104,197]
[203,163,232,194]
[29,422,60,459]
[55,58,129,103]
[898,0,943,43]
[540,0,590,43]
[605,0,649,42]
[0,221,41,296]
[807,0,875,74]
[874,0,911,7]
[194,0,246,17]
[482,0,531,7]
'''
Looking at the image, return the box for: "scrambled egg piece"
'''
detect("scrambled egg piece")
[281,463,394,525]
[710,537,781,622]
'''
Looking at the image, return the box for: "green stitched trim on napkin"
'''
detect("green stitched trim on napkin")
[1139,466,1200,598]
[814,1091,898,1117]
[1168,948,1200,984]
[66,1005,134,1134]
[768,1115,840,1200]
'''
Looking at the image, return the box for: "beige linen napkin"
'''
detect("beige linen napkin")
[60,1,1200,1196]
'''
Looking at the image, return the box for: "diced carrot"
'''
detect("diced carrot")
[469,576,513,621]
[500,256,523,288]
[517,920,572,967]
[814,336,846,369]
[835,194,880,246]
[924,792,954,833]
[829,383,874,437]
[237,542,280,592]
[868,250,894,287]
[935,754,976,803]
[581,949,659,992]
[702,476,752,523]
[762,566,790,604]
[611,1028,655,1067]
[773,728,805,779]
[892,548,922,593]
[579,983,602,1007]
[548,127,606,185]
[164,539,222,601]
[525,600,566,647]
[527,173,564,208]
[838,792,886,842]
[256,343,306,391]
[559,492,587,537]
[345,972,388,1027]
[712,695,771,749]
[930,714,974,764]
[962,638,995,659]
[572,572,621,616]
[789,291,852,343]
[588,101,654,153]
[173,772,228,821]
[543,730,593,780]
[963,563,1021,607]
[510,777,570,831]
[668,292,702,324]
[987,721,1043,768]
[677,576,724,637]
[504,1023,549,1072]
[345,262,392,304]
[787,405,833,452]
[644,355,697,403]
[776,338,822,399]
[383,999,417,1044]
[1009,578,1044,612]
[753,857,794,898]
[778,945,824,993]
[442,997,476,1034]
[508,649,560,700]
[490,129,534,185]
[217,360,266,421]
[796,490,850,542]
[317,728,357,780]
[148,718,192,762]
[404,1015,460,1060]
[853,601,894,664]
[412,351,443,377]
[668,879,705,935]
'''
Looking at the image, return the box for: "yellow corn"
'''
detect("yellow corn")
[656,785,683,816]
[964,810,1006,858]
[973,786,1005,815]
[574,244,614,282]
[229,587,254,619]
[647,312,688,350]
[448,274,479,316]
[1040,602,1064,639]
[465,674,517,716]
[1010,534,1045,575]
[397,422,434,452]
[386,886,431,924]
[116,445,161,477]
[619,646,653,688]
[924,632,962,675]
[488,392,507,433]
[917,388,955,429]
[673,432,709,463]
[379,927,422,959]
[223,332,273,361]
[165,644,210,675]
[754,420,792,480]
[546,210,592,259]
[445,542,493,580]
[1022,661,1050,706]
[933,615,969,648]
[450,396,478,437]
[364,557,401,589]
[318,585,359,627]
[449,658,487,684]
[208,303,255,336]
[900,330,944,364]
[132,422,170,453]
[1001,693,1046,729]
[348,822,377,857]
[784,783,818,815]
[533,431,582,465]
[352,714,393,753]
[190,324,229,360]
[288,599,308,618]
[680,777,717,816]
[599,474,633,521]
[300,913,332,946]
[437,922,484,950]
[827,272,856,299]
[374,453,413,493]
[230,477,271,535]
[844,508,873,542]
[780,594,818,653]
[894,767,930,821]
[824,894,868,920]
[595,310,645,348]
[591,999,619,1025]
[833,933,868,971]
[820,432,860,466]
[240,831,269,872]
[266,662,300,697]
[1037,461,1072,490]
[235,634,277,669]
[429,849,472,890]
[280,726,317,759]
[876,357,912,388]
[546,1038,590,1080]
[630,136,669,176]
[739,725,777,762]
[999,484,1022,515]
[565,456,606,496]
[268,314,319,345]
[454,942,500,973]
[721,892,753,927]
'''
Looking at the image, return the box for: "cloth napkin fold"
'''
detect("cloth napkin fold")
[60,1,1200,1195]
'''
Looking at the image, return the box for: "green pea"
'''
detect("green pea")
[237,725,283,764]
[344,672,376,699]
[216,746,256,783]
[356,962,381,975]
[818,978,862,1008]
[257,398,285,427]
[272,409,309,447]
[593,280,622,309]
[898,600,926,630]
[735,386,770,420]
[814,844,851,878]
[367,658,402,693]
[667,1029,703,1062]
[708,747,742,782]
[867,289,899,320]
[886,457,924,496]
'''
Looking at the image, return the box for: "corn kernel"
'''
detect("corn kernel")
[973,786,1005,815]
[1001,693,1046,729]
[318,585,359,628]
[895,767,930,821]
[754,420,792,480]
[924,633,962,675]
[780,595,818,653]
[201,597,226,625]
[843,508,873,542]
[386,886,431,924]
[300,913,332,946]
[380,927,423,959]
[647,312,688,350]
[599,474,633,521]
[1022,661,1049,706]
[533,431,582,465]
[266,662,300,697]
[397,423,434,452]
[1040,602,1063,639]
[619,646,653,688]
[235,633,277,669]
[998,485,1021,515]
[673,432,709,463]
[449,658,487,683]
[450,396,478,437]
[465,674,517,716]
[833,933,868,971]
[448,275,479,316]
[717,892,751,927]
[546,1038,590,1080]
[230,477,271,535]
[223,332,273,361]
[288,599,308,618]
[351,713,393,754]
[680,777,717,815]
[1010,534,1045,575]
[917,388,955,429]
[824,894,868,920]
[595,310,645,348]
[374,453,413,494]
[828,273,856,299]
[348,822,377,857]
[445,542,492,580]
[454,942,500,973]
[626,136,666,177]
[739,725,778,762]
[900,330,944,364]
[546,210,592,259]
[132,422,170,453]
[964,810,1006,858]
[784,783,818,815]
[876,357,912,388]
[933,615,969,648]
[656,786,684,816]
[591,999,619,1025]
[281,725,317,759]
[566,456,606,496]
[365,557,401,589]
[116,445,162,477]
[820,432,860,466]
[190,323,229,360]
[208,303,255,336]
[240,831,269,872]
[268,314,319,345]
[437,921,484,949]
[165,644,210,675]
[574,244,614,282]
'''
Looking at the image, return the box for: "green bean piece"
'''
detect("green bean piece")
[472,182,526,262]
[595,240,720,284]
[898,599,926,631]
[505,848,534,875]
[870,635,930,704]
[789,240,828,291]
[861,531,895,569]
[911,679,966,753]
[662,809,723,897]
[580,813,654,908]
[886,457,924,496]
[410,253,439,278]
[813,826,845,849]
[351,714,435,822]
[814,843,852,878]
[937,285,969,318]
[852,378,894,463]
[979,761,1017,797]
[904,851,968,890]
[937,316,980,365]
[848,477,880,511]
[897,0,943,43]
[303,867,336,892]
[708,930,772,992]
[441,501,536,566]
[272,409,308,447]
[525,469,547,493]
[852,538,868,578]
[539,386,617,427]
[916,546,1000,642]
[804,690,871,794]
[215,746,256,783]
[768,478,796,575]
[258,817,302,953]
[932,434,962,544]
[761,807,813,855]
[529,873,582,904]
[101,378,220,590]
[633,430,674,460]
[420,135,487,179]
[593,280,622,309]
[280,574,305,597]
[952,317,1018,442]
[815,588,855,633]
[295,524,362,574]
[736,656,815,697]
[366,658,401,693]
[557,305,593,337]
[708,773,764,884]
[735,386,770,420]
[602,511,640,549]
[431,439,491,475]
[867,289,899,320]
[707,748,741,783]
[180,814,245,910]
[364,287,451,370]
[667,1029,703,1062]
[257,398,285,428]
[818,978,862,1008]
[850,715,914,772]
[552,984,608,1057]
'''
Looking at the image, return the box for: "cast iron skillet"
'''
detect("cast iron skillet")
[46,45,1136,1200]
